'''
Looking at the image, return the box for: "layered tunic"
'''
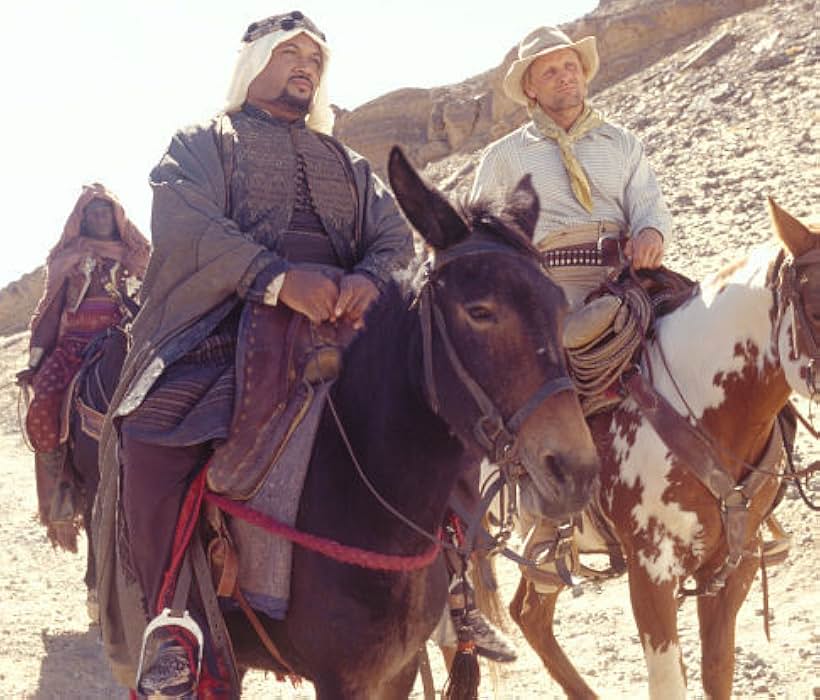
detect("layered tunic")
[114,105,412,421]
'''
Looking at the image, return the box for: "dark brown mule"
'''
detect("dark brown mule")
[214,147,600,698]
[505,200,818,699]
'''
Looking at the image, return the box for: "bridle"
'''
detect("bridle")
[774,246,820,396]
[316,235,577,564]
[418,236,576,468]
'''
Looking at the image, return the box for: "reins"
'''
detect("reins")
[648,245,820,483]
[653,337,818,481]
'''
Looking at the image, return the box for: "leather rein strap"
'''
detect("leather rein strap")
[419,240,575,465]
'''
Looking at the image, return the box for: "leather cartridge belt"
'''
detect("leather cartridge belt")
[538,222,627,268]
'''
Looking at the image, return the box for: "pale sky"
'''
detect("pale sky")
[0,0,597,288]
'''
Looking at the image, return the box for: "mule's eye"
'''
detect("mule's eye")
[465,304,496,323]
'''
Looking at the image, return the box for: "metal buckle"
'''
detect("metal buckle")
[597,226,624,266]
[474,416,514,462]
[720,486,749,513]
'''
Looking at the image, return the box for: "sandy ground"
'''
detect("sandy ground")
[0,284,817,700]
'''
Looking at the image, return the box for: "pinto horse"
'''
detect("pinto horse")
[505,200,819,699]
[193,147,601,698]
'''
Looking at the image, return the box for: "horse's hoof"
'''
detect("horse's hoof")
[86,589,100,625]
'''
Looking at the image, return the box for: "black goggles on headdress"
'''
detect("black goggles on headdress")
[242,11,327,44]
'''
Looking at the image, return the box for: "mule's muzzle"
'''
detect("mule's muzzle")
[522,456,599,520]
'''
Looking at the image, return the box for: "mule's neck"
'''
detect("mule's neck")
[648,248,791,478]
[321,286,469,555]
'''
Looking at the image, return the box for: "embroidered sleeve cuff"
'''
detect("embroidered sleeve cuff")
[238,254,291,302]
[262,273,287,306]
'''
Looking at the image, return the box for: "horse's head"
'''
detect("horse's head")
[769,198,820,399]
[388,147,599,519]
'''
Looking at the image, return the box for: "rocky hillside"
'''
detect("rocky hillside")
[334,0,768,176]
[0,0,815,338]
[424,0,818,278]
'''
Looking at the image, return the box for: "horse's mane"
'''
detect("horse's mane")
[700,239,783,296]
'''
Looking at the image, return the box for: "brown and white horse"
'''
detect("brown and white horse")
[507,200,819,699]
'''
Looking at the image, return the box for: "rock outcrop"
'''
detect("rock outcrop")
[0,267,42,338]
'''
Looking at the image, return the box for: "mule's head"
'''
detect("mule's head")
[388,147,599,519]
[769,198,820,398]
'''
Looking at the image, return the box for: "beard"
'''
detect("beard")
[273,84,312,116]
[549,88,583,111]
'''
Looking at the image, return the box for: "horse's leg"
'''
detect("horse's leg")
[83,495,99,624]
[696,557,758,700]
[626,564,686,700]
[508,575,597,699]
[83,492,99,624]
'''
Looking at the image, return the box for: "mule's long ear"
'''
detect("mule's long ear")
[502,174,540,241]
[768,197,816,257]
[387,146,471,251]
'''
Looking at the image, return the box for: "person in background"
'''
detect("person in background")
[19,183,148,528]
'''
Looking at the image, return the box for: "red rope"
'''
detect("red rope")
[204,491,442,571]
[156,469,208,613]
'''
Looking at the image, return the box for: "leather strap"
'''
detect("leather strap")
[190,530,242,695]
[233,585,298,681]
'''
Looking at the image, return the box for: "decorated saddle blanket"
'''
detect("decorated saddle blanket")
[206,301,359,619]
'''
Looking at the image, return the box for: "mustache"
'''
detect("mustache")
[288,74,314,89]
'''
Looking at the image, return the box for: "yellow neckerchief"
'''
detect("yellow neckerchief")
[530,103,605,213]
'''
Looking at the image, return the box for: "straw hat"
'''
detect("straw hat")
[503,26,599,106]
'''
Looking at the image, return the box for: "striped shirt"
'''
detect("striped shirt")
[470,119,673,247]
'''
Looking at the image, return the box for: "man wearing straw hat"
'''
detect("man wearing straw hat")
[472,26,674,310]
[471,26,674,600]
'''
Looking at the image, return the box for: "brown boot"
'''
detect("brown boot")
[449,579,517,663]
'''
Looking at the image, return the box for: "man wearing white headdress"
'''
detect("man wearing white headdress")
[94,11,414,696]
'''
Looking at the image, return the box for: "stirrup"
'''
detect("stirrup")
[761,516,791,566]
[761,535,791,566]
[136,608,204,695]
